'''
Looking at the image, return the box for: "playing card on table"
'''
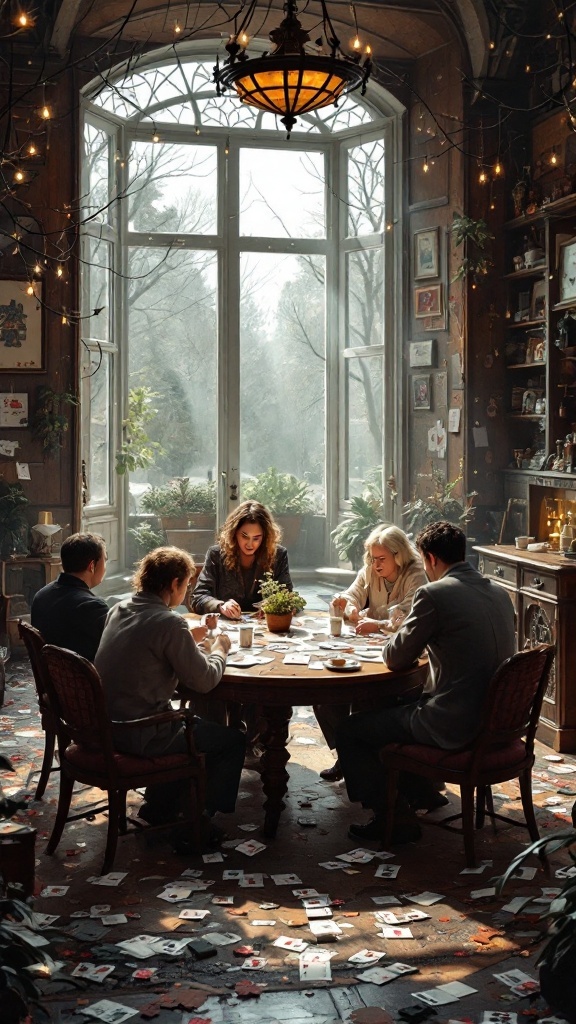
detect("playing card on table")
[202,852,224,863]
[274,935,308,951]
[239,873,265,887]
[90,905,112,918]
[512,866,537,880]
[306,906,333,919]
[283,653,311,665]
[510,980,540,997]
[90,872,127,887]
[157,886,194,903]
[223,870,243,880]
[271,873,302,885]
[469,886,497,899]
[179,868,203,878]
[319,861,344,870]
[501,897,532,914]
[493,969,534,988]
[405,892,444,906]
[115,937,156,959]
[293,887,319,898]
[356,967,398,985]
[308,920,342,939]
[81,999,138,1022]
[436,981,478,997]
[375,863,401,879]
[481,1014,518,1024]
[302,895,330,908]
[40,885,69,897]
[299,950,332,981]
[387,962,419,976]
[250,919,276,926]
[413,989,458,1006]
[241,957,267,970]
[178,909,210,920]
[72,963,116,983]
[371,896,402,906]
[101,915,127,926]
[460,860,492,874]
[236,839,266,857]
[348,949,386,965]
[150,937,192,955]
[374,910,402,925]
[204,931,242,946]
[378,926,414,939]
[31,913,59,929]
[336,848,375,864]
[212,895,234,904]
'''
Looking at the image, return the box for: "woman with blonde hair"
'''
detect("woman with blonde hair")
[331,524,426,636]
[316,524,428,782]
[193,500,292,619]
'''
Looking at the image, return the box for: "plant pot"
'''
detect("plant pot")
[264,611,293,633]
[188,513,216,531]
[160,516,189,530]
[277,514,302,549]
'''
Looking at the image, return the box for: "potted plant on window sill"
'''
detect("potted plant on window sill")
[496,827,576,1023]
[140,477,217,532]
[242,467,315,548]
[260,572,306,633]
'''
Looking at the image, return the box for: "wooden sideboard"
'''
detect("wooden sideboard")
[1,557,61,648]
[475,544,576,752]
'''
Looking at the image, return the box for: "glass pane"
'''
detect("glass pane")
[86,350,112,507]
[127,247,217,506]
[347,139,385,236]
[84,123,110,221]
[128,141,217,234]
[346,248,384,348]
[85,237,111,342]
[239,251,325,516]
[346,355,383,499]
[240,149,325,237]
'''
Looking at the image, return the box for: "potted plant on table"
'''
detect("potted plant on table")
[496,827,576,1023]
[260,571,306,633]
[242,467,315,548]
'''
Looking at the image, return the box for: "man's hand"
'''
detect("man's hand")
[191,625,208,644]
[220,599,242,619]
[355,617,380,636]
[213,633,232,655]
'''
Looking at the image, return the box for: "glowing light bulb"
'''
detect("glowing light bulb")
[26,284,34,295]
[239,32,249,46]
[423,157,429,173]
[479,170,487,184]
[174,20,181,33]
[551,149,558,165]
[56,265,63,277]
[61,315,68,325]
[41,105,50,119]
[18,12,28,26]
[14,169,24,181]
[27,143,37,155]
[34,263,41,274]
[195,127,200,136]
[352,36,361,50]
[152,134,160,143]
[494,162,502,176]
[364,44,371,56]
[489,41,495,50]
[490,201,495,210]
[386,222,393,232]
[525,64,531,73]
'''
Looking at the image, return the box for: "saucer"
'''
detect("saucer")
[324,658,361,672]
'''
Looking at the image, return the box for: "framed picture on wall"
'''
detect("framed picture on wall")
[414,227,439,280]
[412,373,431,410]
[0,279,44,371]
[409,339,435,367]
[414,283,443,319]
[559,236,576,305]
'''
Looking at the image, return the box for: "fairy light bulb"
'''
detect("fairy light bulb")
[61,314,68,325]
[14,169,24,182]
[195,127,200,136]
[494,161,502,176]
[551,148,558,166]
[41,105,50,119]
[352,36,361,51]
[423,156,429,173]
[27,143,37,155]
[152,133,160,143]
[525,64,531,73]
[479,169,487,184]
[34,263,41,274]
[26,284,34,295]
[18,12,28,26]
[174,20,181,34]
[56,265,63,277]
[239,32,249,46]
[364,44,371,56]
[489,40,495,50]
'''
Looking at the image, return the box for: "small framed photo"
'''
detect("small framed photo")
[414,283,443,319]
[414,227,439,280]
[409,339,435,367]
[559,235,576,305]
[0,279,44,371]
[0,393,28,427]
[412,373,431,410]
[530,279,546,321]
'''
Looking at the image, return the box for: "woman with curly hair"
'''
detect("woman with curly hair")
[192,501,292,619]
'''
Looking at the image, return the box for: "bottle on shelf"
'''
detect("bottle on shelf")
[560,515,574,552]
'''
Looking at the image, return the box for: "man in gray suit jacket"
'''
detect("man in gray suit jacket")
[335,521,516,845]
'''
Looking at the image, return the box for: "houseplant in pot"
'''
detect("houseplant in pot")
[331,469,384,569]
[260,571,306,632]
[242,467,314,548]
[496,827,576,1022]
[140,477,216,531]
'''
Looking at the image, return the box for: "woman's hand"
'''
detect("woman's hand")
[330,596,347,617]
[355,617,380,636]
[347,607,360,624]
[202,613,220,633]
[191,625,208,644]
[220,599,242,620]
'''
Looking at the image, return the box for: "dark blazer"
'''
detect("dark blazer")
[192,545,292,615]
[385,561,516,749]
[31,572,109,662]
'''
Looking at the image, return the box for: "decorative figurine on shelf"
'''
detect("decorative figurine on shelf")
[553,439,566,472]
[30,511,62,556]
[512,178,527,218]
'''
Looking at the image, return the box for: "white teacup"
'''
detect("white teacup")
[515,536,534,549]
[329,615,343,637]
[239,624,254,648]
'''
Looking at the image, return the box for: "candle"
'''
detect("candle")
[38,511,53,525]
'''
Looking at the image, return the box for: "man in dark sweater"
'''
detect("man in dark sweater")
[31,533,108,661]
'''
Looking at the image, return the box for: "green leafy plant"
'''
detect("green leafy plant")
[496,829,576,977]
[0,484,29,558]
[242,467,314,515]
[403,464,476,537]
[331,469,384,569]
[31,385,78,457]
[128,521,165,556]
[260,571,306,615]
[451,212,494,283]
[115,386,166,476]
[140,477,216,517]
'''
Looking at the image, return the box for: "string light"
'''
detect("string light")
[489,41,495,50]
[27,143,37,155]
[195,127,200,136]
[61,314,68,325]
[34,263,41,274]
[152,133,160,143]
[56,265,63,277]
[174,20,181,34]
[423,156,429,173]
[238,32,249,46]
[525,64,531,73]
[26,284,34,295]
[494,161,502,176]
[40,105,50,119]
[14,169,24,182]
[352,36,361,51]
[479,168,487,184]
[17,11,29,27]
[550,146,558,165]
[364,45,371,56]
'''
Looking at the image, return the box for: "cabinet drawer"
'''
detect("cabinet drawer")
[478,556,517,587]
[520,568,558,599]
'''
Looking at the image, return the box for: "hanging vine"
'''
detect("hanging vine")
[32,385,78,458]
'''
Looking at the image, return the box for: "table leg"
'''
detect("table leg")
[259,704,292,838]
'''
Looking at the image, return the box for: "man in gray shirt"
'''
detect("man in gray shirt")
[336,521,516,845]
[96,547,246,840]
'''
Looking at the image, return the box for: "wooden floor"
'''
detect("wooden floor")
[1,654,574,1023]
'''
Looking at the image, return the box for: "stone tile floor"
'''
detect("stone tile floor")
[1,650,575,1024]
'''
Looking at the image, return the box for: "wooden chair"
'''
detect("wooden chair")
[17,621,58,800]
[380,643,555,867]
[42,644,206,873]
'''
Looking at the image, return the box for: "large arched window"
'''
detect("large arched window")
[80,48,403,574]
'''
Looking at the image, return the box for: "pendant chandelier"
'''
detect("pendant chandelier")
[214,0,372,138]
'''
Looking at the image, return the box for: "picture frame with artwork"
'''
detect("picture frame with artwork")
[414,283,443,319]
[0,279,44,372]
[414,227,439,280]
[530,279,546,321]
[409,339,435,367]
[412,373,431,410]
[0,393,28,427]
[559,236,576,305]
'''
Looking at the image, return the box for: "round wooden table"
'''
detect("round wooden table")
[198,622,427,838]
